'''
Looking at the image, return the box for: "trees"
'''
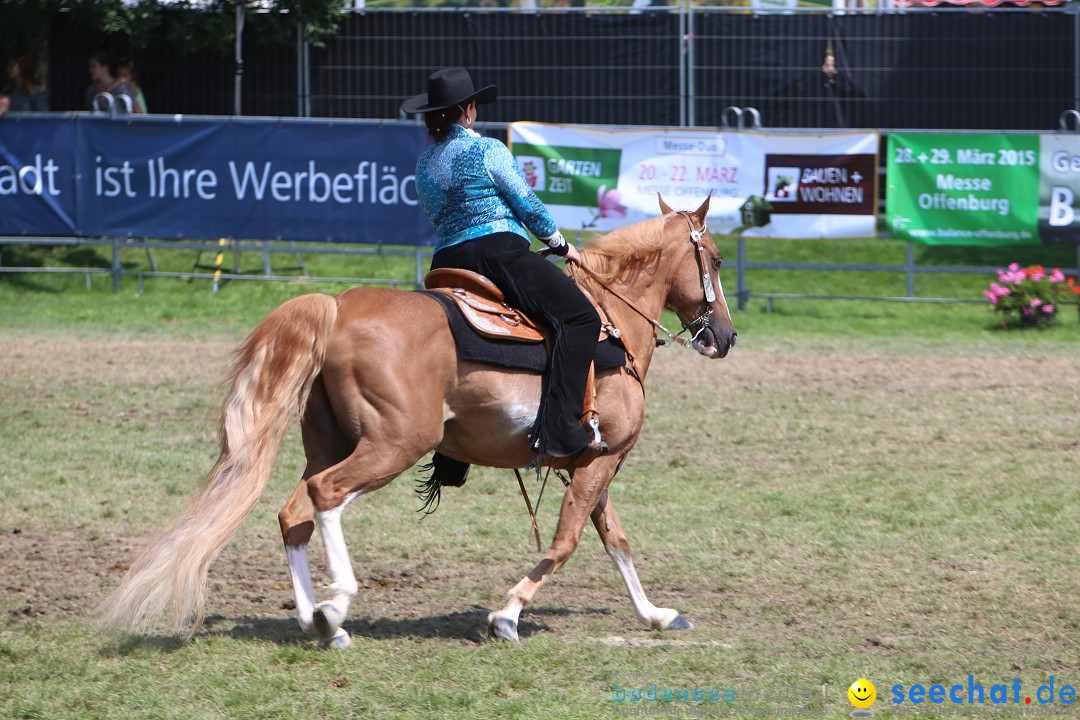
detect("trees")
[2,0,351,56]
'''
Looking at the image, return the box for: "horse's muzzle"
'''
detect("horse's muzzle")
[691,325,737,359]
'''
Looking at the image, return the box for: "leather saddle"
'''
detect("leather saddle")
[423,267,617,347]
[423,268,545,343]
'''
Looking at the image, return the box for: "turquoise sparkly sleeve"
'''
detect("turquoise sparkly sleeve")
[483,139,560,241]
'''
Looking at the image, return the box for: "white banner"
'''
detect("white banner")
[508,123,880,238]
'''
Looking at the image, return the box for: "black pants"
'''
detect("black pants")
[431,232,601,457]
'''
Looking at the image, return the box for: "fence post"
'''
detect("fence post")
[736,235,747,310]
[684,2,694,128]
[906,242,916,298]
[111,237,121,292]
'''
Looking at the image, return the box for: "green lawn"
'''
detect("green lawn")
[0,237,1078,719]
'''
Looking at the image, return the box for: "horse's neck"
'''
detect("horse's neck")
[601,265,669,381]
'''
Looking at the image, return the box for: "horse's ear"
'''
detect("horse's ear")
[693,191,712,223]
[657,193,674,215]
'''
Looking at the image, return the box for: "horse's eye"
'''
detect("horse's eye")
[711,254,723,269]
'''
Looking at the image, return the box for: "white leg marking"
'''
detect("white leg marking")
[316,491,362,605]
[491,602,523,626]
[286,545,317,634]
[609,549,680,630]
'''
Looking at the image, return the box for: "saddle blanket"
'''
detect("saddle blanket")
[419,290,627,374]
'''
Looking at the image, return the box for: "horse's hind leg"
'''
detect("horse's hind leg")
[590,489,691,631]
[305,424,443,649]
[278,376,353,636]
[488,456,621,642]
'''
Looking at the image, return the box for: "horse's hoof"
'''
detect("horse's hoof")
[317,627,352,650]
[488,616,520,643]
[312,602,345,643]
[666,614,693,631]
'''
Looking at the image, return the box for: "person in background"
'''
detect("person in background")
[0,53,47,117]
[402,67,604,462]
[85,51,134,114]
[114,57,147,114]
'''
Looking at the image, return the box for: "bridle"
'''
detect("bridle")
[677,210,718,345]
[572,210,719,350]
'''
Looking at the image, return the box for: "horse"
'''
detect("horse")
[103,193,737,647]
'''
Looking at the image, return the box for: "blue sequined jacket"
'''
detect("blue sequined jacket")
[415,125,561,253]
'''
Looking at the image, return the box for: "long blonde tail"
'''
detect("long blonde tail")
[102,293,339,637]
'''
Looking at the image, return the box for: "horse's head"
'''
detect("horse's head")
[657,192,737,359]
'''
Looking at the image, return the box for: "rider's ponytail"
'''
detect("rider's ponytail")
[424,105,465,141]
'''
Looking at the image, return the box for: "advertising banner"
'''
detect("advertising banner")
[0,116,79,236]
[1038,134,1080,245]
[0,115,433,245]
[886,133,1041,246]
[509,123,879,238]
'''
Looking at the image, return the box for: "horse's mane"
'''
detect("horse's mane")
[571,214,669,299]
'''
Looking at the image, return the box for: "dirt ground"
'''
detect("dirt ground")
[1,331,1076,643]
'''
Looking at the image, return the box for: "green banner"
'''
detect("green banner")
[886,133,1039,245]
[511,143,622,207]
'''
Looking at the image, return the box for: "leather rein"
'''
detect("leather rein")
[571,211,717,350]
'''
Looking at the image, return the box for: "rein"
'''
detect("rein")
[571,211,716,350]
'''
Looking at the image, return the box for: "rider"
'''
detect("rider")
[402,67,603,460]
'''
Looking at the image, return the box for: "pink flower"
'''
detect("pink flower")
[597,185,628,218]
[998,270,1024,284]
[1030,298,1042,307]
[983,290,998,305]
[1030,269,1046,281]
[1008,263,1020,272]
[1049,269,1065,283]
[1043,304,1054,314]
[990,283,1011,297]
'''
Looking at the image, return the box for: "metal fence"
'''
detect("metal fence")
[8,5,1080,307]
[41,5,1078,130]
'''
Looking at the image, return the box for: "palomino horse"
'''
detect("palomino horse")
[104,194,737,647]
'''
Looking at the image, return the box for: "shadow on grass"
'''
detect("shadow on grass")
[98,632,189,657]
[0,272,64,293]
[192,605,616,646]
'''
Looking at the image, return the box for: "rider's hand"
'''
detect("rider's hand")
[538,244,582,264]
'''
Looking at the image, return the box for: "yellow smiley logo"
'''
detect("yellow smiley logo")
[848,678,876,709]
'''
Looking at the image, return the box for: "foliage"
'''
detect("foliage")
[1,0,351,55]
[983,263,1080,328]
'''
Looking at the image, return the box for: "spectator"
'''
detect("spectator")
[114,57,148,114]
[85,51,135,114]
[0,53,47,118]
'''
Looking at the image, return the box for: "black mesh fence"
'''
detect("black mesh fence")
[691,8,1076,130]
[311,9,684,125]
[37,6,1078,130]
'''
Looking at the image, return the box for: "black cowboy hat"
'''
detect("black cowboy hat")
[401,67,497,115]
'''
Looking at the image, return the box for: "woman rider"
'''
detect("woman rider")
[402,67,603,461]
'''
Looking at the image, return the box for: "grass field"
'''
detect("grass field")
[1,236,1078,719]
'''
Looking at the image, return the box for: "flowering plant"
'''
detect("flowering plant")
[983,263,1079,327]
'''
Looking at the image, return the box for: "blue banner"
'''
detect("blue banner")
[0,116,79,236]
[0,115,436,245]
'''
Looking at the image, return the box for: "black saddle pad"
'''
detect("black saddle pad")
[419,290,626,374]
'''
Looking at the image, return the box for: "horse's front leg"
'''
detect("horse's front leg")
[590,489,692,631]
[488,455,621,642]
